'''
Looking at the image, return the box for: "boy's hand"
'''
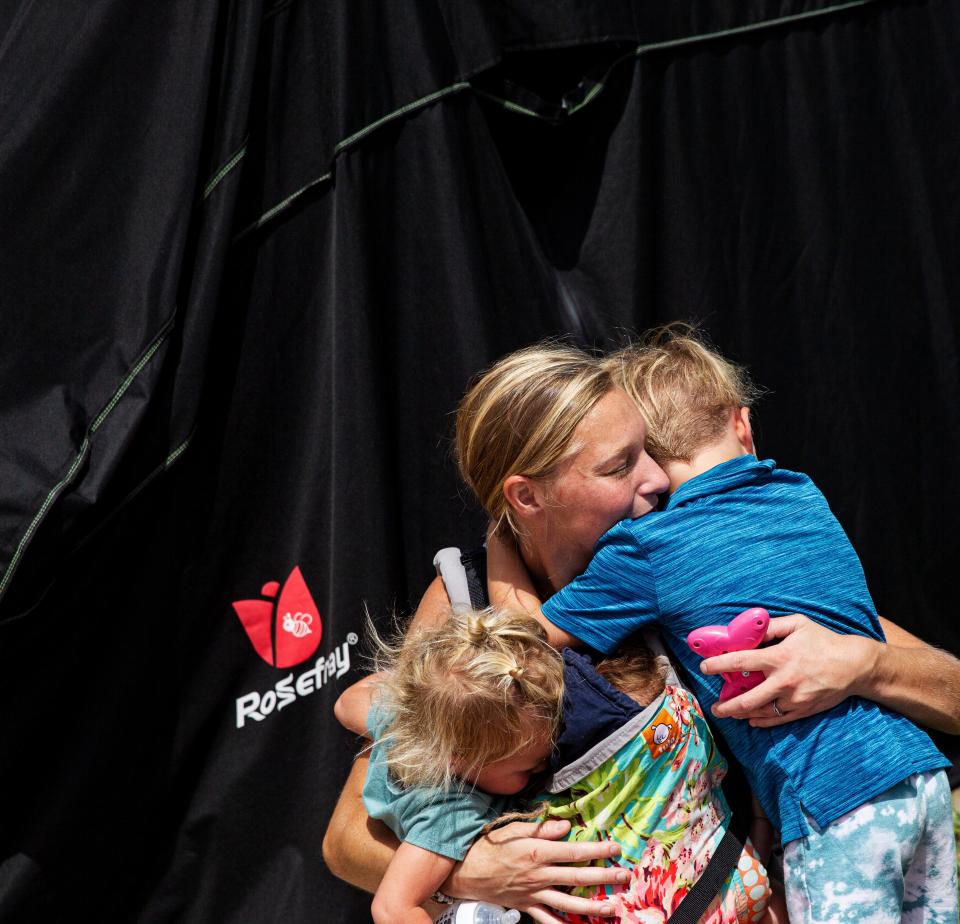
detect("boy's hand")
[447,818,626,922]
[700,615,868,726]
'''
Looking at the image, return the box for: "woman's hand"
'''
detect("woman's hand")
[702,614,960,733]
[445,819,627,923]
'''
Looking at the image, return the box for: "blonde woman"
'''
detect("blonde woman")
[323,342,960,923]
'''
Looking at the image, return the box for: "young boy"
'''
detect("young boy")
[498,327,956,923]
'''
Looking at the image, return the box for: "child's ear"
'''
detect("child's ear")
[734,407,755,454]
[503,475,543,520]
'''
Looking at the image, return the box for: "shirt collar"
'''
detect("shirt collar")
[665,455,777,510]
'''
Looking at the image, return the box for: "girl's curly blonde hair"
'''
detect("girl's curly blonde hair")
[369,607,565,792]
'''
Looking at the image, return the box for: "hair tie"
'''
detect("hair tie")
[508,666,524,681]
[467,617,488,642]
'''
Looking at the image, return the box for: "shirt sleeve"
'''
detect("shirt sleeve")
[398,787,497,860]
[541,522,658,654]
[367,699,391,739]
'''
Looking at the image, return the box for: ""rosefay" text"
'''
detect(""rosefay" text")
[236,639,352,728]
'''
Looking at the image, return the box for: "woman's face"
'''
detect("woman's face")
[538,388,669,583]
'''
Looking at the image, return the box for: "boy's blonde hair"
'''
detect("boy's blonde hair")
[606,324,762,464]
[370,608,565,792]
[455,344,612,540]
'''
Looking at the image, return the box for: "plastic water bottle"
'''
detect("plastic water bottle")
[433,900,522,923]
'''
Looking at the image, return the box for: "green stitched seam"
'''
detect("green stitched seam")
[0,438,91,597]
[236,82,471,239]
[90,321,173,433]
[203,139,249,200]
[477,0,876,121]
[0,315,176,601]
[333,81,471,154]
[164,436,192,468]
[234,0,875,234]
[472,88,541,118]
[233,171,332,242]
[565,80,606,116]
[633,0,875,57]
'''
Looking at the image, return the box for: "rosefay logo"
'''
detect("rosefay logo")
[232,566,356,729]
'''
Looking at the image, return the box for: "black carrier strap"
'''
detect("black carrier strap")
[459,546,489,609]
[665,826,743,924]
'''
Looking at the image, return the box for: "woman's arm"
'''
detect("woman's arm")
[323,754,403,895]
[703,614,960,733]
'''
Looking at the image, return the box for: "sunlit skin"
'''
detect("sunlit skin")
[507,388,670,594]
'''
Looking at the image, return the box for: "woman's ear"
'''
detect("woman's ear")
[734,407,755,454]
[502,474,542,520]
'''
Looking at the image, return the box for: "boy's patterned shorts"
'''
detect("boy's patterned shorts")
[782,770,958,923]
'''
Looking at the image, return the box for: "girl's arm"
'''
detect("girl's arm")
[333,673,384,737]
[371,842,456,924]
[322,756,625,922]
[704,614,960,733]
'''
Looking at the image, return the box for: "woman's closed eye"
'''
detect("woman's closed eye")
[604,453,636,477]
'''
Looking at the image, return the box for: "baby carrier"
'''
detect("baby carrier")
[433,547,748,924]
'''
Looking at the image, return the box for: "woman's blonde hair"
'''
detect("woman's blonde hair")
[455,343,613,539]
[370,608,565,792]
[606,324,763,464]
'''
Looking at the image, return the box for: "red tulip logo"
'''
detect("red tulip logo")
[232,566,323,667]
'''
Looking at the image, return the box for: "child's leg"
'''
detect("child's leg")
[782,771,959,924]
[902,770,958,923]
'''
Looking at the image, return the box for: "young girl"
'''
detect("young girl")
[334,608,565,924]
[336,605,776,923]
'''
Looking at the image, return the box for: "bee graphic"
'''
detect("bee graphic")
[651,722,672,745]
[282,611,314,638]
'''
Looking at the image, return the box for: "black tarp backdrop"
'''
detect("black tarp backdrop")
[1,0,958,921]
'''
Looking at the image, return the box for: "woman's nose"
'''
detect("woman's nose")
[639,457,669,495]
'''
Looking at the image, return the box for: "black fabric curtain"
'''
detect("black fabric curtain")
[1,0,958,921]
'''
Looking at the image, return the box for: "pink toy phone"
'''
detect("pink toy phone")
[686,607,770,701]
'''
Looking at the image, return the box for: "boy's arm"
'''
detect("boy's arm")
[486,529,581,648]
[333,673,384,737]
[705,614,960,733]
[371,842,456,924]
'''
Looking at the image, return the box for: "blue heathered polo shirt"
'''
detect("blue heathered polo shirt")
[541,455,947,845]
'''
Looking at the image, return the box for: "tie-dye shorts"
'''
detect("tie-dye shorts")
[782,770,958,923]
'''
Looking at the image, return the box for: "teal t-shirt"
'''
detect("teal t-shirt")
[362,702,509,860]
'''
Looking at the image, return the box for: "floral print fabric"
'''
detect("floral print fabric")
[543,684,771,922]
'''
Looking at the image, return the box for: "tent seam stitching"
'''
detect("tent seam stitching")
[230,0,875,238]
[0,311,177,601]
